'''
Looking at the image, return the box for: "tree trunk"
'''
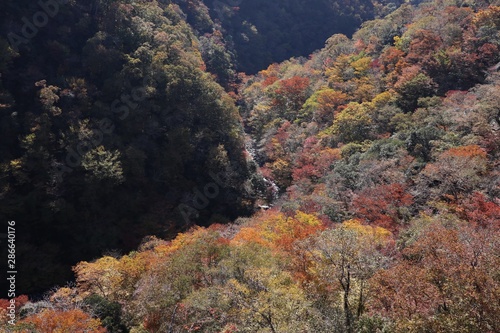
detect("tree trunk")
[343,266,352,333]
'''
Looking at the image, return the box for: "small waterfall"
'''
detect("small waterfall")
[244,135,280,206]
[263,177,280,203]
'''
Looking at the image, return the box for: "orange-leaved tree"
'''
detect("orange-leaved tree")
[21,309,106,333]
[232,210,324,252]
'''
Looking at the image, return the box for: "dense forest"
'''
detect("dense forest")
[1,0,500,332]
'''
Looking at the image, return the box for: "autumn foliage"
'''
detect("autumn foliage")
[21,309,106,333]
[3,0,500,332]
[352,183,413,231]
[232,210,324,252]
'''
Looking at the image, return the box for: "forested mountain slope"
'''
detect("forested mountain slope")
[242,0,500,220]
[2,0,500,332]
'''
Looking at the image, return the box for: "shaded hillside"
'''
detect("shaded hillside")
[205,0,397,73]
